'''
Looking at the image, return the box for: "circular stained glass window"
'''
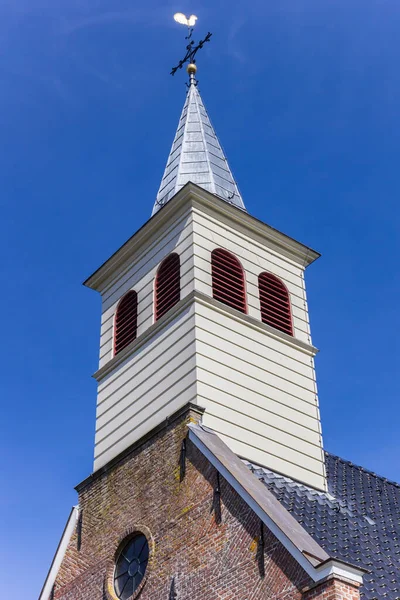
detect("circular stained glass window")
[114,534,149,600]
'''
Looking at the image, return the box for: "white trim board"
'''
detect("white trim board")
[38,506,80,600]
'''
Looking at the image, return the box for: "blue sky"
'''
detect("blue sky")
[1,0,399,598]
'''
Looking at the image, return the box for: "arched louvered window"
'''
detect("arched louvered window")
[211,248,246,314]
[114,290,138,355]
[155,253,180,321]
[258,272,293,336]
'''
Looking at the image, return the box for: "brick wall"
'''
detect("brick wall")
[52,406,360,600]
[303,577,361,600]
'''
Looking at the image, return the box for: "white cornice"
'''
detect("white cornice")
[313,559,365,585]
[188,184,320,267]
[83,188,194,292]
[84,183,320,293]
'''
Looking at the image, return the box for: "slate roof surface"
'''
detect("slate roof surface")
[152,81,245,215]
[247,452,400,600]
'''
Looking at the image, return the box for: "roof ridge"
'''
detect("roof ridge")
[195,86,244,204]
[192,85,216,195]
[325,451,400,489]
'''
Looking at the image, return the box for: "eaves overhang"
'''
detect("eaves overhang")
[188,183,321,267]
[83,182,320,293]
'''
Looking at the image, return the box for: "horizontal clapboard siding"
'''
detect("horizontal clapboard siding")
[194,301,326,490]
[98,212,194,368]
[191,210,312,344]
[94,305,197,470]
[212,428,325,491]
[91,194,325,489]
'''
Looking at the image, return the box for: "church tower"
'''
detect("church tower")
[84,63,326,492]
[39,34,371,600]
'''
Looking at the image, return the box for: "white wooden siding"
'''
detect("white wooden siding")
[212,431,325,491]
[98,211,194,368]
[191,209,312,344]
[91,196,325,490]
[94,305,197,470]
[194,300,326,491]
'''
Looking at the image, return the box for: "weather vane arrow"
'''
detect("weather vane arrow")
[171,13,212,84]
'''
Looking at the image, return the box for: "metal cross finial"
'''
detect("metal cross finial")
[171,14,212,83]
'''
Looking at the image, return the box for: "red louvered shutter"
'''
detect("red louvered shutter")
[258,272,293,335]
[114,290,138,355]
[211,249,246,313]
[155,253,180,321]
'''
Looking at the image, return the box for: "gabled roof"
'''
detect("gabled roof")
[40,418,368,600]
[188,423,365,586]
[247,452,400,600]
[152,81,245,215]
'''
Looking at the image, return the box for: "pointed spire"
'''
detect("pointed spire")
[152,70,245,215]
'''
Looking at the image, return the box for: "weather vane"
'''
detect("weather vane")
[171,13,212,83]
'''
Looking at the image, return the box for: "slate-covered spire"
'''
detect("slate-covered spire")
[152,69,245,215]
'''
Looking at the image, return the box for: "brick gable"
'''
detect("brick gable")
[54,407,311,599]
[52,406,361,600]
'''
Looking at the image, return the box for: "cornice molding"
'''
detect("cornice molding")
[188,184,320,267]
[84,183,320,293]
[83,190,194,291]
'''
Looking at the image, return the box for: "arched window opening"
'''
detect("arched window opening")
[155,253,180,321]
[114,290,138,355]
[114,533,149,599]
[211,248,246,314]
[258,272,293,336]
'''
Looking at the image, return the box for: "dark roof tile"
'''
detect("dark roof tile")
[246,452,400,600]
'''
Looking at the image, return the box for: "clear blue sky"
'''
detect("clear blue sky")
[1,1,399,598]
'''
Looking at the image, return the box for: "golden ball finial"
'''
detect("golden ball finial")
[187,63,197,74]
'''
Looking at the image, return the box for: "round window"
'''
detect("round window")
[114,534,149,599]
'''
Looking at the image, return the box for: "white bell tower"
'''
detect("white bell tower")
[84,65,327,491]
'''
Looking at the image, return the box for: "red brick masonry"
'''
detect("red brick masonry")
[52,406,361,600]
[304,578,361,600]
